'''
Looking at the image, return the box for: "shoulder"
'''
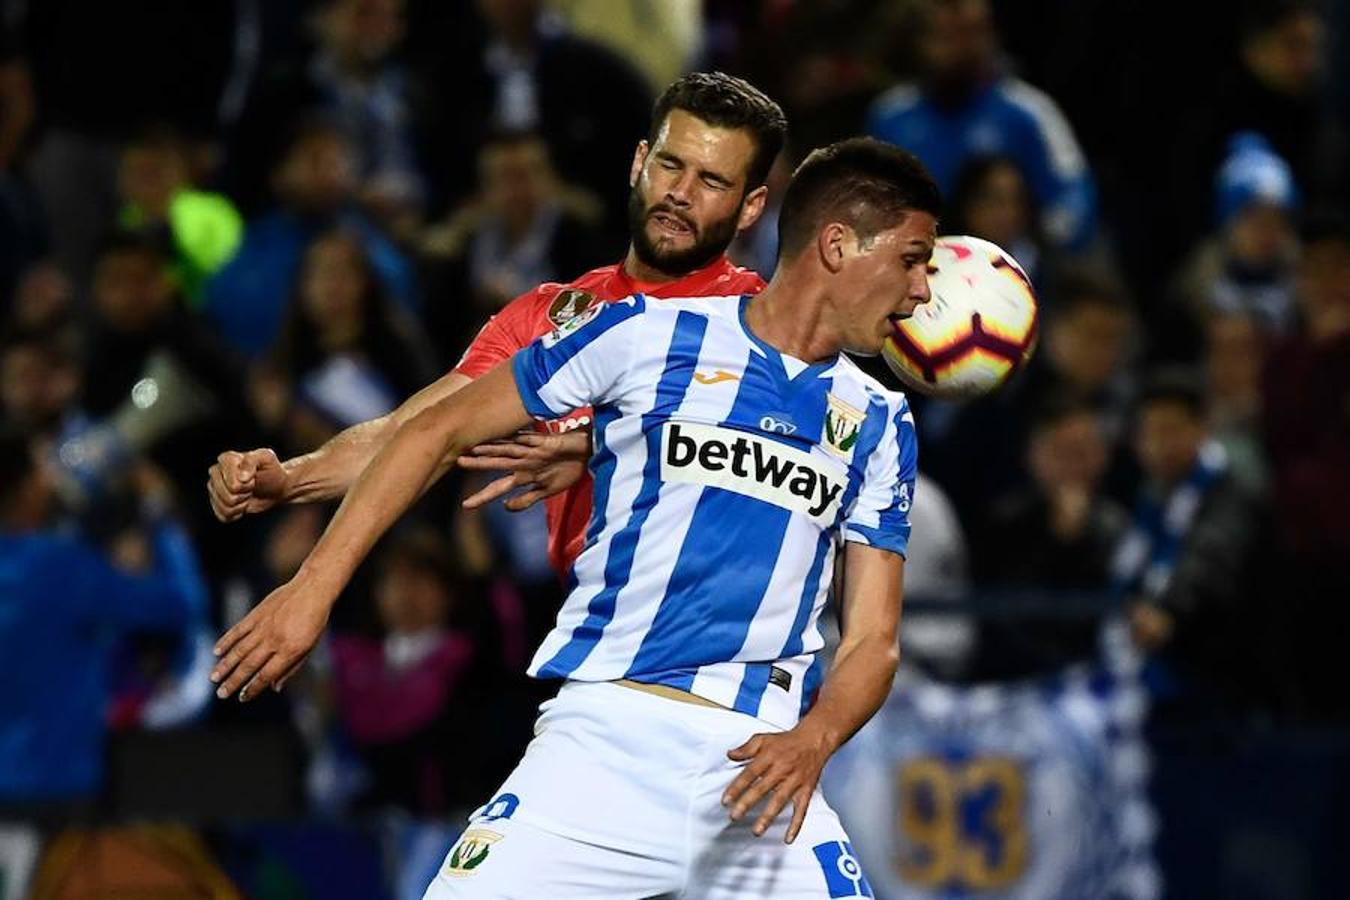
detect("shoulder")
[569,263,624,291]
[868,82,923,123]
[544,292,647,345]
[722,267,767,295]
[655,295,753,342]
[834,355,912,419]
[495,262,619,325]
[993,77,1074,129]
[12,532,96,573]
[653,293,744,317]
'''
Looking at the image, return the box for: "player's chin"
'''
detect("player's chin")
[847,331,887,357]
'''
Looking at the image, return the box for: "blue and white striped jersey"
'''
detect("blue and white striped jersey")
[511,293,918,729]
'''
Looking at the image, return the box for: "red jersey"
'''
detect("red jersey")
[455,256,766,574]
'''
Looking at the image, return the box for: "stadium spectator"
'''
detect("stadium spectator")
[82,234,259,578]
[1115,371,1266,709]
[263,229,434,450]
[205,119,417,360]
[1264,214,1350,566]
[923,270,1137,523]
[1263,214,1350,718]
[419,130,608,366]
[979,394,1127,590]
[0,329,80,439]
[228,0,427,229]
[329,530,477,814]
[116,127,244,307]
[971,394,1127,679]
[1204,311,1270,493]
[728,150,791,280]
[1165,133,1300,360]
[0,428,203,806]
[944,153,1060,296]
[867,0,1098,251]
[416,0,652,245]
[5,260,74,334]
[83,235,251,436]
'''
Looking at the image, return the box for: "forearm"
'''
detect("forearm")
[293,365,528,606]
[280,371,472,503]
[798,634,899,753]
[280,414,399,503]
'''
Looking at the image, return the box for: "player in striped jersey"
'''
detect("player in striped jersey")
[205,72,783,575]
[212,139,940,898]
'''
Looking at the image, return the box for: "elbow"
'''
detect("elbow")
[845,631,899,680]
[403,402,470,467]
[879,640,900,681]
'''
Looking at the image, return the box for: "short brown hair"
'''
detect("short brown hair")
[777,138,941,259]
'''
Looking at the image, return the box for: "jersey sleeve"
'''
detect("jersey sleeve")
[1004,82,1097,250]
[843,395,918,557]
[454,287,544,378]
[54,523,200,632]
[511,295,646,419]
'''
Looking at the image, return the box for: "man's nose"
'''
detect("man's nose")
[665,171,696,207]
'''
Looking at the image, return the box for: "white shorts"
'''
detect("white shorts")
[423,681,874,899]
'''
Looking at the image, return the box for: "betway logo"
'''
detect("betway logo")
[660,422,844,525]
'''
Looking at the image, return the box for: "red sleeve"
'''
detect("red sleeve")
[454,286,548,378]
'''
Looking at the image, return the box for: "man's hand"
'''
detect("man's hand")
[210,580,330,701]
[722,722,834,844]
[457,430,589,511]
[207,448,289,522]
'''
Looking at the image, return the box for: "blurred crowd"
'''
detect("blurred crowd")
[0,0,1348,894]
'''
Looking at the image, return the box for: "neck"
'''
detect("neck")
[333,47,376,81]
[743,263,841,363]
[621,246,701,286]
[497,24,537,55]
[319,319,363,351]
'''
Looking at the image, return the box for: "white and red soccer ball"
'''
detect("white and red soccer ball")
[882,235,1039,400]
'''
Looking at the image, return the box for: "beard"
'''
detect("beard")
[627,189,741,276]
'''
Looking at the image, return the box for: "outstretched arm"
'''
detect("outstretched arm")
[722,543,903,843]
[208,369,473,520]
[212,293,646,699]
[210,363,533,699]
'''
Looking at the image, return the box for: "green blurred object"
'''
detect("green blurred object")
[121,189,244,307]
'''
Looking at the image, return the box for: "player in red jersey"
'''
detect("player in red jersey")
[208,72,785,586]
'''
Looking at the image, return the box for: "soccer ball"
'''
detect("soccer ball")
[882,235,1039,399]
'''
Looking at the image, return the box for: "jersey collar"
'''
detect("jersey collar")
[736,294,839,388]
[609,255,745,300]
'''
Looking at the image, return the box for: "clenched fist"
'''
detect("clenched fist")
[207,448,290,522]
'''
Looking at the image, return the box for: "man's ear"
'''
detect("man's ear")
[629,140,649,189]
[736,185,769,232]
[817,222,849,273]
